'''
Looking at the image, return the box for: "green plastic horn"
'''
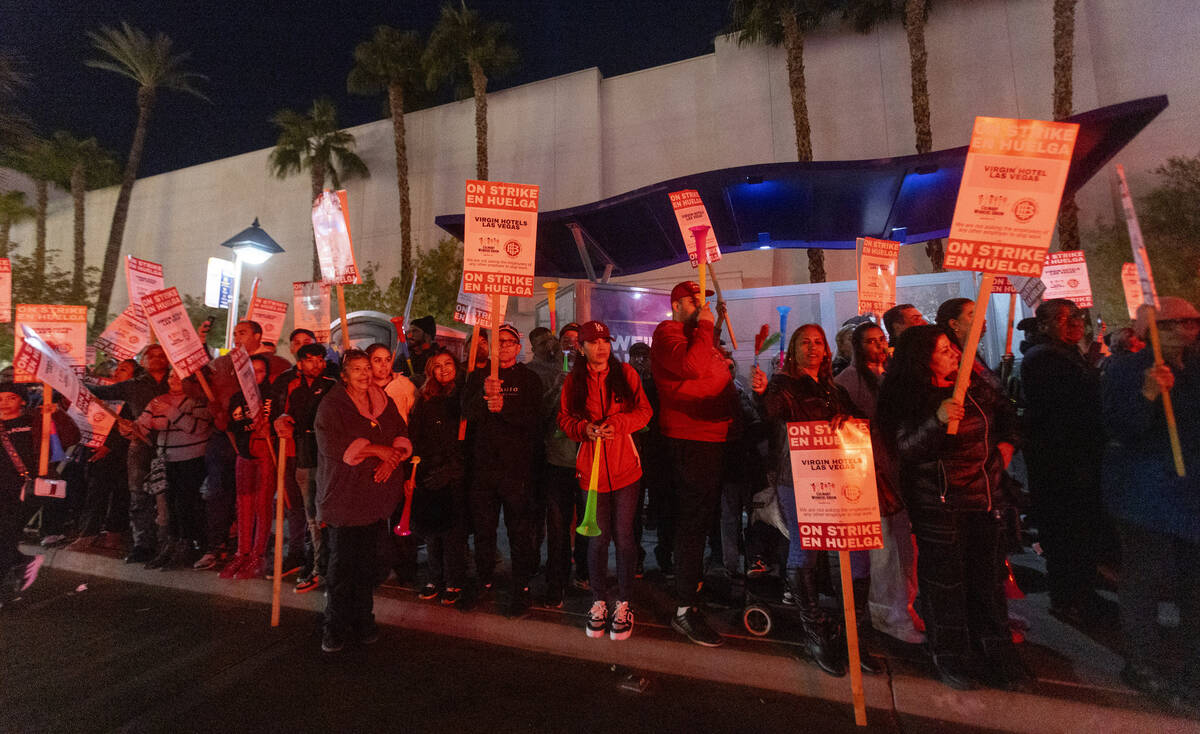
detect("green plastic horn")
[576,436,602,537]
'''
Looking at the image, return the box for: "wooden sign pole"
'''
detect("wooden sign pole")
[946,273,994,435]
[271,435,286,627]
[336,284,351,352]
[1145,311,1186,477]
[459,323,482,441]
[38,383,52,475]
[709,267,737,350]
[839,550,867,727]
[1003,292,1017,357]
[489,294,500,382]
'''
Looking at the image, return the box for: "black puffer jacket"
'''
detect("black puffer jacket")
[757,371,860,487]
[894,376,1019,513]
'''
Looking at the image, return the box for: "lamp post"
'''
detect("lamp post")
[218,218,285,350]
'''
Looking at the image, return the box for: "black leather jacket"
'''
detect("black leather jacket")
[894,376,1020,513]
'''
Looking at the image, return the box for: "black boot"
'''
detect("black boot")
[786,567,846,678]
[851,577,884,675]
[144,537,176,570]
[978,637,1032,691]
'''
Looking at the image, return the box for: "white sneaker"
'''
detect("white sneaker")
[586,601,607,638]
[610,601,633,641]
[192,553,218,570]
[39,535,66,548]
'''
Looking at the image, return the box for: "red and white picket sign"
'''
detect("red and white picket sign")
[1040,250,1093,308]
[1120,263,1147,320]
[462,180,539,298]
[856,237,900,315]
[95,306,151,361]
[141,287,210,378]
[125,255,164,315]
[14,304,88,382]
[669,189,721,267]
[454,276,508,330]
[293,281,331,343]
[230,346,262,420]
[246,296,288,346]
[312,190,361,286]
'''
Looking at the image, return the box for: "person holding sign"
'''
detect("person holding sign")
[876,325,1025,691]
[1101,297,1200,709]
[313,349,411,653]
[462,323,542,618]
[127,372,214,571]
[651,281,737,648]
[557,321,652,641]
[750,324,876,677]
[0,383,79,597]
[218,355,276,581]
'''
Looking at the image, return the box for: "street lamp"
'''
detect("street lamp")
[218,218,285,350]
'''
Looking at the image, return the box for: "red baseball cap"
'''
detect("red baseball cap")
[670,281,714,303]
[579,321,613,343]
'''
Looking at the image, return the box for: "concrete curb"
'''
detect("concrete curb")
[33,546,1197,733]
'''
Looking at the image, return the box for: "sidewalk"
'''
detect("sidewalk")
[24,540,1196,734]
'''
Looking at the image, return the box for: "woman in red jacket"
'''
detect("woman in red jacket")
[558,321,652,640]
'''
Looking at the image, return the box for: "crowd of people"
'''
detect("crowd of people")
[1,283,1197,711]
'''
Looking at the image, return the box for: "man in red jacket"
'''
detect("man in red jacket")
[651,281,737,647]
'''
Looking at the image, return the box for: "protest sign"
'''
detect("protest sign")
[14,304,88,381]
[462,180,539,297]
[68,392,119,449]
[1121,263,1146,320]
[14,325,88,401]
[945,117,1079,277]
[312,190,361,286]
[125,256,164,314]
[246,296,288,346]
[1040,250,1093,308]
[230,346,262,420]
[992,276,1018,294]
[94,306,150,361]
[787,419,883,551]
[205,257,236,309]
[855,237,900,315]
[293,281,331,343]
[0,258,10,323]
[668,189,721,267]
[454,277,509,330]
[1115,165,1158,308]
[141,287,210,378]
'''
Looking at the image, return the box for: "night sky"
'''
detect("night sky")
[5,0,731,177]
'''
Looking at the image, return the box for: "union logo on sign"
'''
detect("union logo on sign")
[1012,198,1038,223]
[842,484,862,503]
[504,240,521,257]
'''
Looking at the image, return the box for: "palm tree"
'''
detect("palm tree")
[1053,0,1080,251]
[731,0,836,281]
[6,139,73,301]
[85,22,206,328]
[0,190,34,258]
[348,26,426,289]
[423,1,518,181]
[840,0,942,270]
[0,50,32,156]
[46,132,120,302]
[268,98,370,279]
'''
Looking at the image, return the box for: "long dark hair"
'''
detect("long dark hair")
[420,349,457,399]
[850,321,885,394]
[783,323,834,387]
[876,325,947,442]
[566,353,635,418]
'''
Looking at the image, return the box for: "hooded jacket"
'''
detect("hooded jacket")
[650,318,736,443]
[558,362,652,492]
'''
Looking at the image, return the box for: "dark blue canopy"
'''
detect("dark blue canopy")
[435,96,1167,280]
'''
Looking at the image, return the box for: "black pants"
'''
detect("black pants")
[666,437,727,606]
[1028,457,1110,607]
[544,464,588,594]
[165,457,206,544]
[1,481,26,570]
[325,521,385,635]
[1117,520,1200,675]
[79,447,129,536]
[910,507,1009,660]
[203,438,237,551]
[425,478,469,589]
[470,468,535,590]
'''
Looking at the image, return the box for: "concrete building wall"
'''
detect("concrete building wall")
[9,0,1197,332]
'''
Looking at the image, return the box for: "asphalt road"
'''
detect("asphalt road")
[0,569,992,734]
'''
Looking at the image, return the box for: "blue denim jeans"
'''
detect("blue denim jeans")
[775,483,869,577]
[587,480,641,602]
